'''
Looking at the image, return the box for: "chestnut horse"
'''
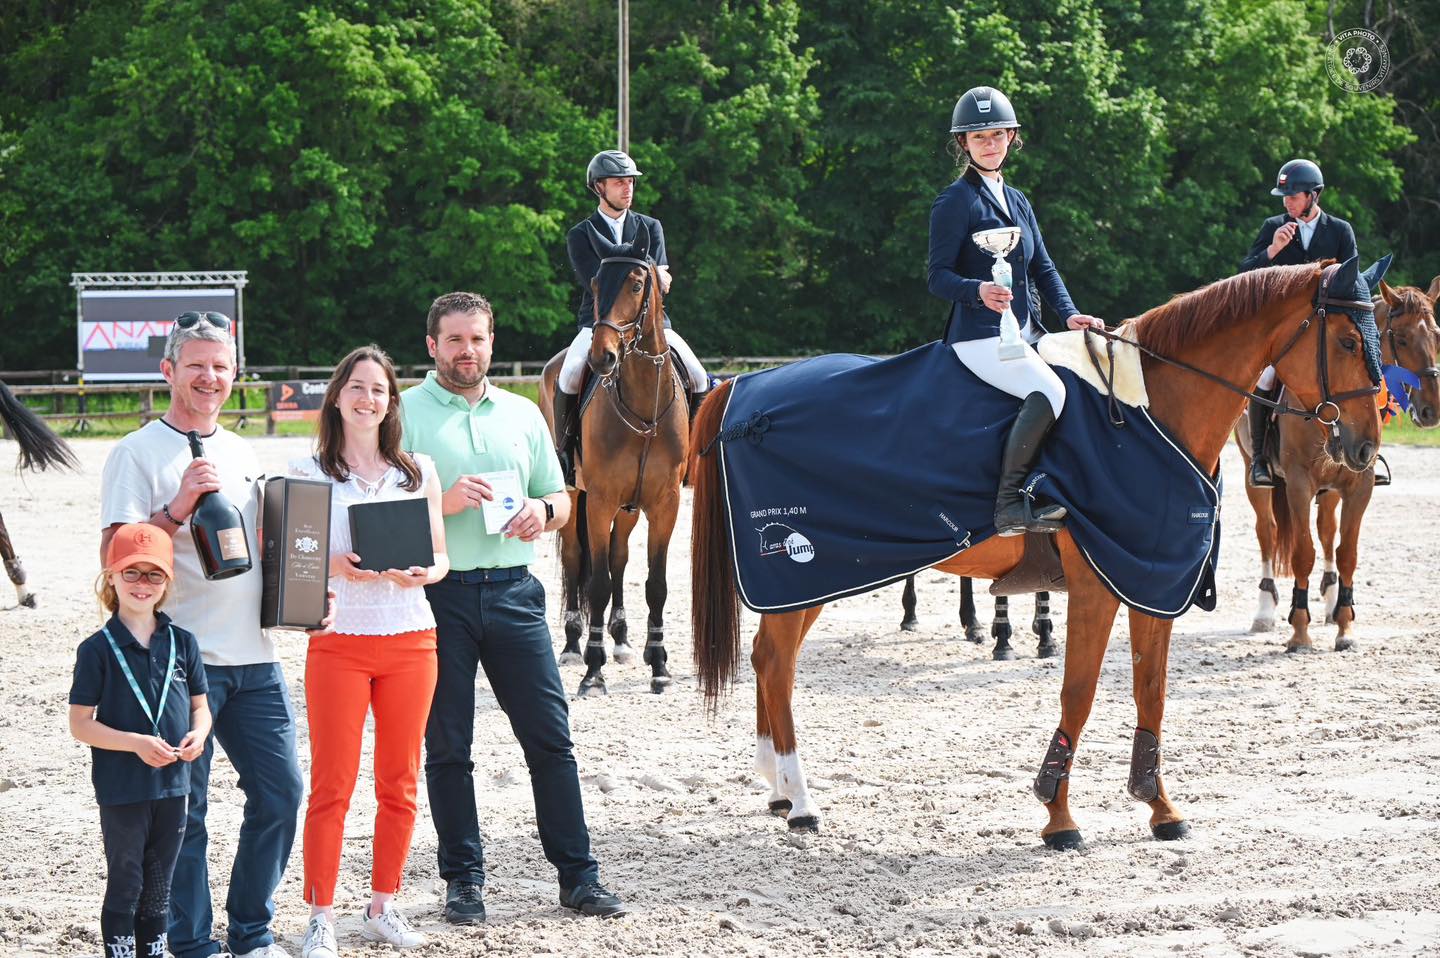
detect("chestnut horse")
[540,222,688,695]
[690,259,1382,848]
[1237,275,1440,650]
[0,379,79,608]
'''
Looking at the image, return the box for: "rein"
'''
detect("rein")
[1085,264,1378,435]
[592,256,681,512]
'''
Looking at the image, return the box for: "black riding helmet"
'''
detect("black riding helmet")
[1271,158,1324,196]
[950,86,1021,134]
[586,150,643,194]
[950,87,1020,173]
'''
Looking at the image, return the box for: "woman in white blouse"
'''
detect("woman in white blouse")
[290,345,447,958]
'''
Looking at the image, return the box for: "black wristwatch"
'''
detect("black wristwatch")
[541,498,555,523]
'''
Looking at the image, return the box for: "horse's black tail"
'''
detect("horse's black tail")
[0,380,78,472]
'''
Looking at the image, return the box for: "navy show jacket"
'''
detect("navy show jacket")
[566,209,670,329]
[928,168,1078,344]
[1238,210,1358,272]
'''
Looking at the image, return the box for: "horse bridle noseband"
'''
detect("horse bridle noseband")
[1382,297,1440,388]
[593,256,668,364]
[1088,263,1379,434]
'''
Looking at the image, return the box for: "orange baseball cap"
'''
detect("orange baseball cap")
[106,523,175,579]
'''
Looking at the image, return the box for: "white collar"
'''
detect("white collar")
[599,208,628,240]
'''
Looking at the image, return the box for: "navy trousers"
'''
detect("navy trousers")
[168,663,303,958]
[423,571,599,891]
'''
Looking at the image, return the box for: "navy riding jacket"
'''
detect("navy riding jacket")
[566,209,670,329]
[928,169,1078,344]
[1238,211,1358,273]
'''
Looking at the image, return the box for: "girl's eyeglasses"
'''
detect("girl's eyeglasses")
[118,569,168,584]
[174,311,232,331]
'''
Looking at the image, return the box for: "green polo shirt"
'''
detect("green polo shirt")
[400,372,564,571]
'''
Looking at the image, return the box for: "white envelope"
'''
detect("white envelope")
[479,470,525,535]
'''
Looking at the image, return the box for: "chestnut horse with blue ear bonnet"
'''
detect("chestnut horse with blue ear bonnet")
[690,257,1383,848]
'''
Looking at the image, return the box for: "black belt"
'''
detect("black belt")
[445,565,529,584]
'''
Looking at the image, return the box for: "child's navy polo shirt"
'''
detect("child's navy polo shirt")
[69,612,208,806]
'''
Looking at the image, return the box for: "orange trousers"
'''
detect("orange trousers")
[302,629,437,905]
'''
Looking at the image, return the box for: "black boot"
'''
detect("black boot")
[994,392,1066,537]
[688,387,710,430]
[553,389,579,486]
[1248,387,1277,488]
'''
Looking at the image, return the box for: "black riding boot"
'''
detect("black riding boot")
[688,387,710,431]
[994,392,1066,537]
[553,389,579,486]
[1247,386,1278,488]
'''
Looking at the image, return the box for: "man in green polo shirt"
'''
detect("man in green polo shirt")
[400,291,625,923]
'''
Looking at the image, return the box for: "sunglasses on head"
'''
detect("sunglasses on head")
[119,568,168,584]
[174,311,232,331]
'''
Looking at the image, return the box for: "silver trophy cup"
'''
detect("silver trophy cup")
[971,226,1026,361]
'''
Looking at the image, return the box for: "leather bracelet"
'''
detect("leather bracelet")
[162,501,184,527]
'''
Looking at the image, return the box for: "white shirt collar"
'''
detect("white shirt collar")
[1297,211,1320,248]
[599,208,628,243]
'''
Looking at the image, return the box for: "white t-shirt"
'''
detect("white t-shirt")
[100,420,271,667]
[287,454,438,637]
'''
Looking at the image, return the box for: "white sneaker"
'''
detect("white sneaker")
[234,945,292,958]
[301,915,338,958]
[360,905,425,949]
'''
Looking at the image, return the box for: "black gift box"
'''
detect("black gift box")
[260,476,332,629]
[348,498,434,572]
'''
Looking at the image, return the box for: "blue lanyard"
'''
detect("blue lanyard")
[102,625,176,739]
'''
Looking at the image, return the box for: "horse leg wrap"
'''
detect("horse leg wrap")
[3,558,24,587]
[1127,728,1161,803]
[1319,570,1338,594]
[1335,584,1354,612]
[644,626,665,649]
[1258,577,1279,603]
[564,610,583,627]
[1288,587,1308,626]
[586,626,605,649]
[1033,729,1074,804]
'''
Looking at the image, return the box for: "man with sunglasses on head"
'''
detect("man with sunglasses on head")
[98,312,322,958]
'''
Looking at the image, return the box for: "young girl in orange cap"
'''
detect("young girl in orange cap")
[69,523,211,958]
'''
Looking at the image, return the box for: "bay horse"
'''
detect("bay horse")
[0,379,79,608]
[540,222,688,696]
[1237,275,1439,651]
[690,258,1383,848]
[897,574,1056,660]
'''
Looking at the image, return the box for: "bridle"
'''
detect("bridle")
[1380,295,1440,391]
[1086,263,1379,437]
[590,255,682,512]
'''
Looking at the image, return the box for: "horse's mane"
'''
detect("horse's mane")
[1130,264,1321,358]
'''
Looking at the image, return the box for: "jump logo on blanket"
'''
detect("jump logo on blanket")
[757,522,816,563]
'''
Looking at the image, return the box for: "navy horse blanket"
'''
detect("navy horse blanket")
[712,341,1220,617]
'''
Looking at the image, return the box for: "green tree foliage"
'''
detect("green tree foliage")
[0,0,1425,369]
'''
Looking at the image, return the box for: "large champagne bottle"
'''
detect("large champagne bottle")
[187,431,253,580]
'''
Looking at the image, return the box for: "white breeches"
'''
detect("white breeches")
[558,326,708,394]
[951,336,1066,419]
[1257,365,1277,390]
